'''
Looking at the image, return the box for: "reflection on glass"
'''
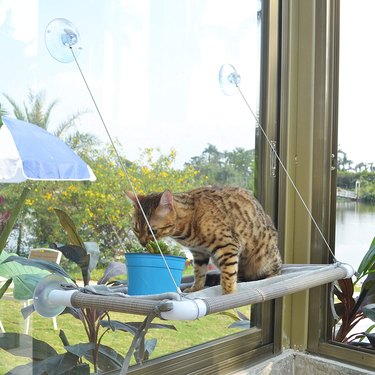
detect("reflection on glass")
[336,0,375,270]
[0,0,262,369]
[334,0,375,349]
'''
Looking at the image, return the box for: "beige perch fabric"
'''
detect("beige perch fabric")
[64,263,353,319]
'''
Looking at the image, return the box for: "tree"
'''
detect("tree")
[337,149,353,171]
[185,144,255,190]
[2,89,91,140]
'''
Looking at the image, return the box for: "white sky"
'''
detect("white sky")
[0,0,259,167]
[0,0,373,168]
[338,0,375,166]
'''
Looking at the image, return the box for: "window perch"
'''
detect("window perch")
[33,262,354,321]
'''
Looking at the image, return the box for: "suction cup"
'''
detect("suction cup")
[45,18,82,63]
[219,64,241,96]
[33,274,69,317]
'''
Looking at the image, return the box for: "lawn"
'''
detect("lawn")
[0,296,249,373]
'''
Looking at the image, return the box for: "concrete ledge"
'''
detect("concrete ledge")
[232,349,373,375]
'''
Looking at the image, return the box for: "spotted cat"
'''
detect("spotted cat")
[126,186,282,294]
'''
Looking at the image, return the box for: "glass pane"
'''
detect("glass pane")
[334,0,375,347]
[0,0,263,371]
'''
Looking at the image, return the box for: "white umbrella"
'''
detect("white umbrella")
[0,116,96,183]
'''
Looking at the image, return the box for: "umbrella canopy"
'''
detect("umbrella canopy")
[0,116,96,183]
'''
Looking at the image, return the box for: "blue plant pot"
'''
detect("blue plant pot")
[125,253,186,295]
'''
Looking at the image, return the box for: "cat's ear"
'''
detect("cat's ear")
[159,190,174,211]
[125,191,137,205]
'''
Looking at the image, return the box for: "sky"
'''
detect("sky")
[0,0,260,168]
[338,0,375,167]
[0,0,373,169]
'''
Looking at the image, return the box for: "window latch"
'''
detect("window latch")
[270,140,277,177]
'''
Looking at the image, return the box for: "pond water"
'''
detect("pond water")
[335,201,375,271]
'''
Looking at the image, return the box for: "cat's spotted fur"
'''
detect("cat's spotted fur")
[126,186,282,294]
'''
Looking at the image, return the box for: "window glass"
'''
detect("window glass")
[0,0,265,371]
[335,0,375,345]
[336,0,375,272]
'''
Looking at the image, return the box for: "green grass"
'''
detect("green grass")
[0,297,250,374]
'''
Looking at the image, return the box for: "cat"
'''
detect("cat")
[126,186,282,294]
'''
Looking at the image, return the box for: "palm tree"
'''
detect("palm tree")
[0,103,7,125]
[2,89,90,140]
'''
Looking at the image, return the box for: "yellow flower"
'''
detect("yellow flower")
[44,192,53,200]
[25,199,34,206]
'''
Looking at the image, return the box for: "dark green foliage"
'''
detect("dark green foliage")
[185,144,255,191]
[333,236,375,348]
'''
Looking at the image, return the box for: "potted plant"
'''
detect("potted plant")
[124,239,187,295]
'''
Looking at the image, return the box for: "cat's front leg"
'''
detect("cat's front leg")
[184,251,209,293]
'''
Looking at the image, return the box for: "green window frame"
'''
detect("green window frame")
[278,0,375,370]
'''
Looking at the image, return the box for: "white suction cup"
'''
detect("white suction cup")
[45,18,82,63]
[219,64,241,96]
[33,274,71,317]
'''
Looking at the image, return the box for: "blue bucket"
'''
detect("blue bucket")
[125,253,186,295]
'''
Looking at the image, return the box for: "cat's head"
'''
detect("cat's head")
[126,190,176,246]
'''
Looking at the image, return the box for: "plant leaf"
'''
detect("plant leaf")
[229,320,252,329]
[56,245,90,286]
[1,255,72,280]
[7,352,84,375]
[357,272,375,311]
[363,332,375,349]
[65,342,95,358]
[0,332,58,360]
[21,301,35,319]
[234,308,249,321]
[12,273,48,300]
[54,208,85,248]
[0,277,12,298]
[97,262,127,285]
[59,330,70,347]
[134,338,157,362]
[95,344,124,371]
[99,319,177,334]
[362,303,375,322]
[358,236,375,277]
[84,241,100,272]
[99,320,138,335]
[66,343,124,372]
[0,187,30,253]
[60,307,84,321]
[217,311,241,321]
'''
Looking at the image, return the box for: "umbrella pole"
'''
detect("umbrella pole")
[0,186,30,253]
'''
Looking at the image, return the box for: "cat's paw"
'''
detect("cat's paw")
[183,285,203,293]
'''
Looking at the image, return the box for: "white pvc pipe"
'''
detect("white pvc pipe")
[43,289,208,320]
[341,263,355,278]
[159,299,208,321]
[48,289,76,308]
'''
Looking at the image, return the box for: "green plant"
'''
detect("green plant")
[145,240,186,258]
[123,233,186,258]
[0,208,176,374]
[0,188,30,254]
[219,308,252,330]
[333,235,375,347]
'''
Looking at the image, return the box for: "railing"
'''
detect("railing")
[337,189,357,200]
